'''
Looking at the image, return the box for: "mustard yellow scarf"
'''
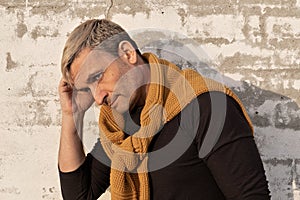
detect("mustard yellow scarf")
[98,53,253,200]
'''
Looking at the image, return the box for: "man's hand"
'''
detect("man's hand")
[58,78,94,117]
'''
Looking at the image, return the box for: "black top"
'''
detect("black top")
[59,92,270,200]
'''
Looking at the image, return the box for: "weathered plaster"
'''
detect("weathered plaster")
[1,0,300,199]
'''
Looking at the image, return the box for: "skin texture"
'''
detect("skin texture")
[58,41,150,172]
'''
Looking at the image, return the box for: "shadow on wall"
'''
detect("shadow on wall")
[132,31,300,199]
[131,30,300,132]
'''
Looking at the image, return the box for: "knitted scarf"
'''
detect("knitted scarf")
[98,53,253,200]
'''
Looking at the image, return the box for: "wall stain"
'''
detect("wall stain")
[109,0,151,17]
[232,82,300,130]
[6,52,18,71]
[294,159,300,186]
[219,52,272,71]
[0,187,21,195]
[264,7,300,18]
[15,11,27,38]
[264,158,293,166]
[69,3,107,19]
[177,8,187,27]
[23,72,37,96]
[269,38,300,50]
[15,100,53,127]
[16,22,27,38]
[29,1,70,16]
[31,25,59,40]
[274,101,300,130]
[193,37,231,46]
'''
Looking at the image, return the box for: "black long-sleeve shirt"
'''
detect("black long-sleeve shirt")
[59,92,271,200]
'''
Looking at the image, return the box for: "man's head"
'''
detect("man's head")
[61,19,141,85]
[61,19,149,114]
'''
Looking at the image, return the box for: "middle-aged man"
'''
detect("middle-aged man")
[58,19,271,200]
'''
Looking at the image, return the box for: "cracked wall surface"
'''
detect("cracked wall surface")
[0,0,300,199]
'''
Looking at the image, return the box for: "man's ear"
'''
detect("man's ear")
[118,40,138,65]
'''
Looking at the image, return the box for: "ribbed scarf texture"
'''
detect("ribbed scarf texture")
[98,53,253,200]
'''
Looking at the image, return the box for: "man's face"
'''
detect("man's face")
[70,48,146,114]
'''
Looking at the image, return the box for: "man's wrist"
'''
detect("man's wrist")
[61,111,85,121]
[61,112,85,133]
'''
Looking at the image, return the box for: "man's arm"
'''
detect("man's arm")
[195,92,271,199]
[58,79,111,199]
[59,151,111,200]
[58,78,87,172]
[58,113,85,172]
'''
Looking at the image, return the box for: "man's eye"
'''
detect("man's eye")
[92,72,103,81]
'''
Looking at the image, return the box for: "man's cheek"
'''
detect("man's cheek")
[75,93,94,111]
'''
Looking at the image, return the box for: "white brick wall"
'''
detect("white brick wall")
[0,0,299,199]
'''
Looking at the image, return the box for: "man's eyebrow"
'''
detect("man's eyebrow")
[73,84,89,92]
[86,71,102,83]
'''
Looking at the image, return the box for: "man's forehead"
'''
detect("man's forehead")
[70,48,91,82]
[71,50,97,73]
[71,49,116,87]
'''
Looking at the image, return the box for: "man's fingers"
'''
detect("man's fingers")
[59,78,72,92]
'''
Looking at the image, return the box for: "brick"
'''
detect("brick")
[239,0,296,7]
[269,38,300,50]
[242,15,263,44]
[263,158,293,199]
[266,17,300,40]
[255,127,300,158]
[264,7,300,17]
[219,52,272,70]
[240,5,262,16]
[187,15,245,41]
[273,49,300,67]
[0,0,25,7]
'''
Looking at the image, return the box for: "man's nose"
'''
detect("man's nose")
[90,84,108,106]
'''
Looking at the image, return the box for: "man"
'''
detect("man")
[58,19,270,200]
